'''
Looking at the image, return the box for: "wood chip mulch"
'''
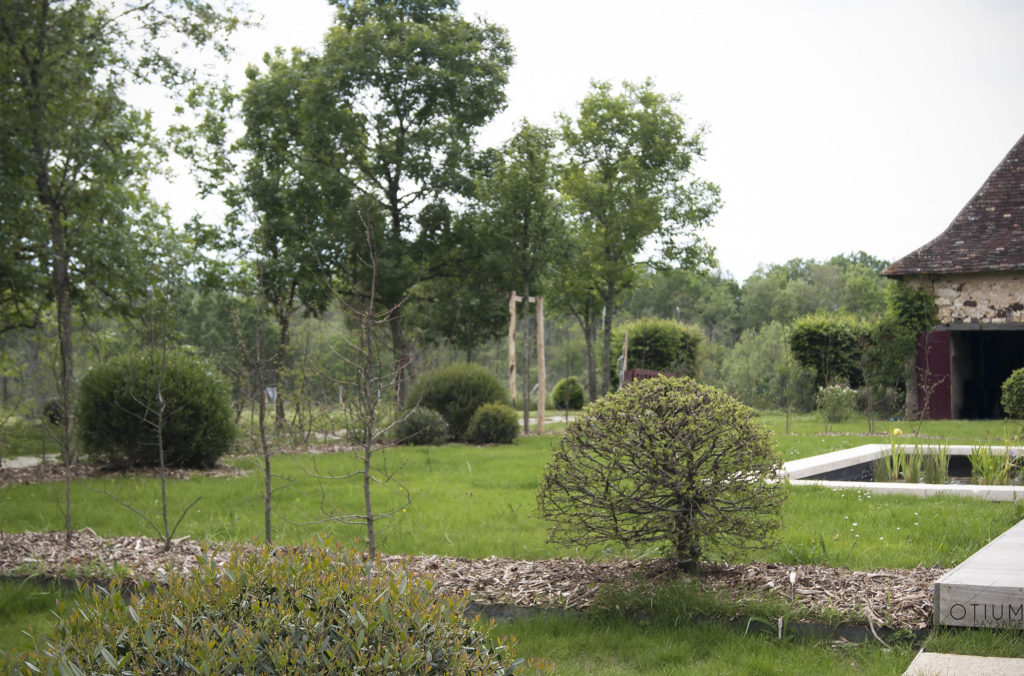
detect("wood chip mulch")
[0,530,945,631]
[0,462,246,488]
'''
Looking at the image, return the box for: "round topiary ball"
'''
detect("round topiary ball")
[393,407,450,446]
[1002,368,1024,419]
[77,351,236,469]
[465,403,520,445]
[551,376,585,410]
[408,363,507,441]
[538,376,785,573]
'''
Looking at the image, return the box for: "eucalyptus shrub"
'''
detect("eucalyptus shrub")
[465,403,520,445]
[392,407,450,446]
[551,376,585,410]
[4,545,522,674]
[409,363,507,441]
[1001,367,1024,419]
[77,351,235,469]
[538,377,786,574]
[816,384,858,425]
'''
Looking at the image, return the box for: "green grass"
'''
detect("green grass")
[3,412,1023,672]
[924,626,1024,658]
[0,579,75,654]
[497,612,913,675]
[761,412,1024,461]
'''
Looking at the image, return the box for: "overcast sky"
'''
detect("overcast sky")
[195,0,1024,283]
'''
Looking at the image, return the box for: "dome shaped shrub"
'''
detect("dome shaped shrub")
[466,403,520,445]
[1002,368,1024,419]
[551,376,585,410]
[77,351,235,469]
[409,363,507,441]
[538,376,786,573]
[392,407,450,446]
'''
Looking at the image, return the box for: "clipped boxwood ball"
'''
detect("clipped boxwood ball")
[408,363,507,441]
[466,403,520,445]
[77,351,235,469]
[551,376,585,410]
[1002,367,1024,419]
[393,407,450,446]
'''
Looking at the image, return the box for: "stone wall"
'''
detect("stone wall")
[904,273,1024,324]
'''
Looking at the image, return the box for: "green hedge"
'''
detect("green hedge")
[76,351,235,469]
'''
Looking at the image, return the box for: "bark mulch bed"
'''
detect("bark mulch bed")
[0,462,246,488]
[0,530,944,631]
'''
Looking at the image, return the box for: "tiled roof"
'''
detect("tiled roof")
[885,132,1024,277]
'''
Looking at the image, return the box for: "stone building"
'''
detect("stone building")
[885,133,1024,419]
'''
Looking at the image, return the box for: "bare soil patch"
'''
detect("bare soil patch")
[0,530,943,630]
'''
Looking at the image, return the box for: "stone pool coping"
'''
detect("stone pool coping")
[783,443,1024,501]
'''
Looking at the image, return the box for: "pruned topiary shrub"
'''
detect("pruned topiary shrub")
[76,351,235,469]
[409,363,507,441]
[611,318,703,381]
[465,403,520,445]
[551,376,584,410]
[538,376,786,574]
[1002,367,1024,419]
[4,544,523,674]
[392,407,450,446]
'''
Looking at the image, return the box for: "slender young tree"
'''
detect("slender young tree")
[0,0,240,545]
[560,79,720,395]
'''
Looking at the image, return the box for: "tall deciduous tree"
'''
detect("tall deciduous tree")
[560,80,720,395]
[471,121,566,425]
[0,0,239,544]
[257,0,514,407]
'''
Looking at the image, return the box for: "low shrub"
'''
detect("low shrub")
[3,544,523,674]
[538,376,785,574]
[1001,367,1024,418]
[409,363,508,441]
[816,384,858,426]
[392,407,449,446]
[466,403,520,445]
[551,376,584,410]
[76,351,235,469]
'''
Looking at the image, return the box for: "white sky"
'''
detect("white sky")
[186,0,1024,283]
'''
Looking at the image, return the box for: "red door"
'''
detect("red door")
[916,330,951,419]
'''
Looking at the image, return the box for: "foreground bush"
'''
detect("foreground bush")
[392,407,450,446]
[409,363,508,441]
[1002,368,1024,418]
[77,351,235,469]
[551,376,584,410]
[5,545,523,674]
[466,403,520,445]
[538,376,786,574]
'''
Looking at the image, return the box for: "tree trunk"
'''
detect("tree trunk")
[48,206,74,547]
[585,318,598,403]
[521,285,530,434]
[601,294,614,395]
[390,312,410,409]
[274,305,291,430]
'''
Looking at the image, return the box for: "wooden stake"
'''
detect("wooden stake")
[508,292,518,407]
[536,296,545,434]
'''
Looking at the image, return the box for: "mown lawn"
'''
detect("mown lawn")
[1,414,1022,671]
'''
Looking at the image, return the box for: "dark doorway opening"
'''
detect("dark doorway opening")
[951,329,1024,419]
